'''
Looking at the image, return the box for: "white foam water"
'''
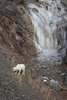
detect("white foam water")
[28,3,66,63]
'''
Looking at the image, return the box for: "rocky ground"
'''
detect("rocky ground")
[0,46,44,100]
[0,45,67,100]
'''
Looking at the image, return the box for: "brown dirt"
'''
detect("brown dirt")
[0,45,67,100]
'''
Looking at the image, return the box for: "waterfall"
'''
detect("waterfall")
[28,3,58,51]
[28,3,66,63]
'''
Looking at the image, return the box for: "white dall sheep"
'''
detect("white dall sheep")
[13,64,26,75]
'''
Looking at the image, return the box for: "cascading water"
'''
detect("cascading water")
[28,3,66,63]
[28,3,58,50]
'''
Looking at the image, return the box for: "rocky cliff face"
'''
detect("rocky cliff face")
[0,1,37,62]
[0,0,67,63]
[0,1,67,100]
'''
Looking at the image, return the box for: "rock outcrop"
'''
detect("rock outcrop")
[0,1,37,61]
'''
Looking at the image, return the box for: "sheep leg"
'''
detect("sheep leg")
[22,69,25,75]
[18,70,21,75]
[14,71,18,74]
[20,70,23,75]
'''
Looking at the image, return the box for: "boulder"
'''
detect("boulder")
[49,79,62,91]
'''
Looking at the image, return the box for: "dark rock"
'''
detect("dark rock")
[62,68,67,84]
[62,26,67,64]
[0,2,37,62]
